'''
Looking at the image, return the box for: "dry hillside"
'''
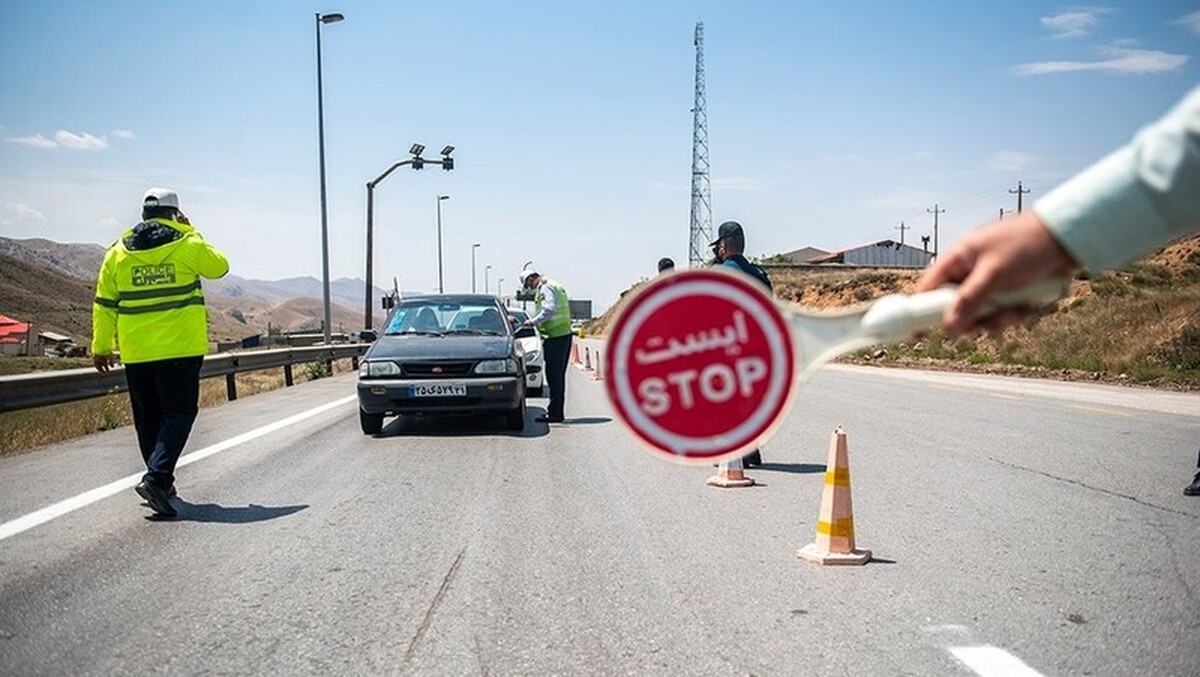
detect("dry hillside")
[590,235,1200,389]
[0,252,366,344]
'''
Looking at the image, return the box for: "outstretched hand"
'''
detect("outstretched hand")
[93,354,113,374]
[916,211,1078,333]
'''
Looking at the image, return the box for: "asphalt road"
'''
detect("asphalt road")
[0,363,1197,675]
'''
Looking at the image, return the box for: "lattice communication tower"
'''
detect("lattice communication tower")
[689,21,713,268]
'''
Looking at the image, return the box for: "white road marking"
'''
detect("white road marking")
[949,645,1043,677]
[0,395,357,543]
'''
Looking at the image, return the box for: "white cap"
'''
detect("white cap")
[143,187,180,210]
[518,268,539,284]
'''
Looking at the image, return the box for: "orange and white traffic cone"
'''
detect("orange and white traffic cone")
[592,351,603,380]
[707,455,755,489]
[570,342,580,365]
[583,346,593,371]
[798,427,871,565]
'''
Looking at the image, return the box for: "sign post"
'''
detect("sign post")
[605,269,796,464]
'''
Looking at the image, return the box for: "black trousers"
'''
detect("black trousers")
[124,356,203,489]
[543,334,572,420]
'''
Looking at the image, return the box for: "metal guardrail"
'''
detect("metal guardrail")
[0,344,369,413]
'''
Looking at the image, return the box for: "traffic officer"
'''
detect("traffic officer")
[92,187,229,518]
[711,220,772,467]
[519,268,573,424]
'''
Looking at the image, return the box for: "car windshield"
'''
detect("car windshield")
[385,300,509,336]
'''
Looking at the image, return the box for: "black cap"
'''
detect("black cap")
[710,220,744,245]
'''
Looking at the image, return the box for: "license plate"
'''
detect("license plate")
[409,383,467,397]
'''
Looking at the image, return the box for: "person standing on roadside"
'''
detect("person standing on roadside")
[519,268,573,424]
[710,220,772,467]
[92,188,229,518]
[916,85,1200,496]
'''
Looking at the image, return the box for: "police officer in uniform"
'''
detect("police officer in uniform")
[520,268,573,424]
[92,188,229,517]
[711,220,772,467]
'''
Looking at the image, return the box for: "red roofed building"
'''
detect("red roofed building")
[0,314,35,355]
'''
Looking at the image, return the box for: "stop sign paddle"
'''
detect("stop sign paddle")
[605,268,796,464]
[605,268,1067,465]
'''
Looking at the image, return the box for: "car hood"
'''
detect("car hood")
[366,335,514,361]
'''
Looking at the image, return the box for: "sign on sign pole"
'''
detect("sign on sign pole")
[605,268,796,464]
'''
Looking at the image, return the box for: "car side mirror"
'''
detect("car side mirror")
[381,296,395,310]
[359,329,377,343]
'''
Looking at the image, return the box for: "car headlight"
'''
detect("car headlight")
[360,360,402,377]
[524,350,542,364]
[474,358,518,375]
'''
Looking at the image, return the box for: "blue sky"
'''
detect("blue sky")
[1,1,1197,313]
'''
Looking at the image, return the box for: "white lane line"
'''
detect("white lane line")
[0,395,356,543]
[949,646,1043,677]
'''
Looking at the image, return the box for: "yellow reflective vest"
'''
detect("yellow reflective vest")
[535,278,572,339]
[91,218,229,364]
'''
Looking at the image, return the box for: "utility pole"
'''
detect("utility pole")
[1009,181,1030,213]
[895,220,910,245]
[927,204,945,260]
[688,21,713,268]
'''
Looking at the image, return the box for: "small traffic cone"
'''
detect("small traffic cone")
[570,342,580,365]
[583,346,593,370]
[592,351,603,380]
[798,427,871,565]
[707,455,755,489]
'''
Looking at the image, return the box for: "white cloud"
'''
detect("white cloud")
[1176,11,1200,37]
[4,133,57,148]
[2,129,116,150]
[54,129,108,151]
[0,201,48,228]
[111,129,135,140]
[1041,7,1113,39]
[1013,44,1189,75]
[988,151,1038,171]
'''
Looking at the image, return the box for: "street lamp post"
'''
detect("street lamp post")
[436,195,450,293]
[315,11,344,344]
[471,243,480,293]
[485,264,492,293]
[497,278,503,298]
[362,144,455,329]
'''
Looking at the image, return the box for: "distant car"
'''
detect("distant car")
[506,308,545,397]
[356,294,527,434]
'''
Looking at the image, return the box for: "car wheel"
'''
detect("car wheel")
[506,399,526,431]
[360,408,384,435]
[528,386,544,398]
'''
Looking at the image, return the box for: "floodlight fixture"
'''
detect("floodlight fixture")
[409,143,425,156]
[440,145,455,156]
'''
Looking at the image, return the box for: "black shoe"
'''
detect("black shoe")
[168,485,177,497]
[1185,473,1200,497]
[136,481,177,518]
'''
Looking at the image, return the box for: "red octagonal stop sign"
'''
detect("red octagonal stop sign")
[605,268,797,464]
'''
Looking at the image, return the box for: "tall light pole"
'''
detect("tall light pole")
[436,195,450,293]
[497,278,503,298]
[485,264,492,293]
[471,243,481,293]
[362,144,455,329]
[315,11,344,344]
